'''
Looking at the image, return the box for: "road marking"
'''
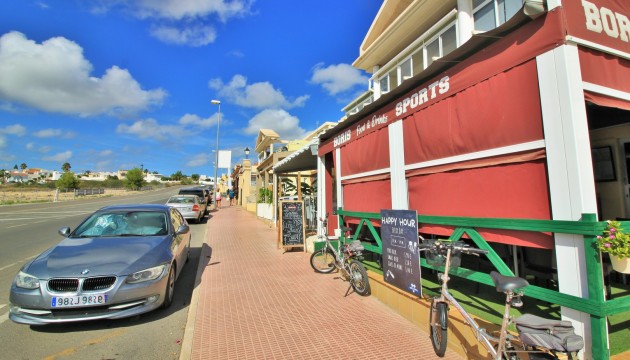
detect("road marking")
[0,255,35,272]
[0,310,8,325]
[43,328,127,360]
[0,304,8,325]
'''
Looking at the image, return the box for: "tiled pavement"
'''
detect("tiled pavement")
[180,205,462,360]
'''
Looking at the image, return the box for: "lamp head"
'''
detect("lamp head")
[211,100,221,105]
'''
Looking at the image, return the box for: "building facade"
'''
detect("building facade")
[316,1,630,358]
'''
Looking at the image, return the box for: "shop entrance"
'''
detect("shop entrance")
[587,103,630,220]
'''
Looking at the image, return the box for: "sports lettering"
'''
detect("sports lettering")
[395,76,450,117]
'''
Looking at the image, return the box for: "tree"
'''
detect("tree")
[191,174,200,181]
[62,162,71,172]
[20,163,27,170]
[125,167,145,189]
[171,170,184,181]
[13,164,18,170]
[56,172,80,189]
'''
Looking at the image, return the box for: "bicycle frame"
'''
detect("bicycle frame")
[432,245,526,360]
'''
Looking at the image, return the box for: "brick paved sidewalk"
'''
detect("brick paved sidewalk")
[181,206,462,360]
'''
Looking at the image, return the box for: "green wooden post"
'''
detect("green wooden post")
[583,213,609,359]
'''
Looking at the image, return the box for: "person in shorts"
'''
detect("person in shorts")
[228,189,235,206]
[215,191,221,208]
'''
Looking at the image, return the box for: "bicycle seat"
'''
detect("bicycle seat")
[490,271,529,293]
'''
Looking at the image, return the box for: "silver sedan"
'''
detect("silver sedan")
[9,204,191,325]
[165,194,207,223]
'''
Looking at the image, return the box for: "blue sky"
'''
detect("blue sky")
[0,0,381,178]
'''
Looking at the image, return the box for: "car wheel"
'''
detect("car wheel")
[161,265,175,309]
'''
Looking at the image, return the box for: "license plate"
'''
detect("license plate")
[51,294,108,308]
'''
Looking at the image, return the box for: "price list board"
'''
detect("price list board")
[279,201,305,251]
[380,209,421,296]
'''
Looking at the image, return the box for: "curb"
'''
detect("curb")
[178,223,209,360]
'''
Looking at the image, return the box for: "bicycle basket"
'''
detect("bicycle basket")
[423,240,463,269]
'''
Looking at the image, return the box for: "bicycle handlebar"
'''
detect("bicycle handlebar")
[418,240,489,255]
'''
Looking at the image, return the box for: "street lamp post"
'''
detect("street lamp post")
[211,99,221,210]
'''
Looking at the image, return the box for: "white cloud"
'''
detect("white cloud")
[91,0,253,46]
[116,118,188,142]
[43,150,72,162]
[0,123,26,136]
[186,153,210,167]
[0,124,26,149]
[311,63,368,96]
[178,113,218,128]
[33,128,75,139]
[243,109,306,139]
[26,142,52,153]
[99,150,113,157]
[0,31,167,117]
[126,0,252,22]
[150,25,217,46]
[209,74,309,109]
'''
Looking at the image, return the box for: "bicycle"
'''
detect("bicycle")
[309,214,371,296]
[418,238,584,360]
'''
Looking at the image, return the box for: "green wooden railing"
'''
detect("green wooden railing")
[336,209,630,360]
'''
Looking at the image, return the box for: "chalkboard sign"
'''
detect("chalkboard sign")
[279,201,305,251]
[381,209,421,296]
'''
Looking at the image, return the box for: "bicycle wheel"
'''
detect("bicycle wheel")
[430,299,448,357]
[348,259,371,296]
[310,248,336,273]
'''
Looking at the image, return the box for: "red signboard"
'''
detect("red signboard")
[565,0,630,55]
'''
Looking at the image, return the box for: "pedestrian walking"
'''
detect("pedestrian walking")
[215,191,222,208]
[228,189,235,206]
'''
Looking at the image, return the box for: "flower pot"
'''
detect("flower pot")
[610,255,630,274]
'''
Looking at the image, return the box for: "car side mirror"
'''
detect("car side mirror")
[176,224,190,235]
[58,227,71,237]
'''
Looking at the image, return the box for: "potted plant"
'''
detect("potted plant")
[597,220,630,273]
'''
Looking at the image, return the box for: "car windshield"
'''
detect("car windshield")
[168,196,195,204]
[73,211,168,237]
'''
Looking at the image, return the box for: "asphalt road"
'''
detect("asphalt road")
[0,187,209,360]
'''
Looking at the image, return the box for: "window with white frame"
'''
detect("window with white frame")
[424,22,457,68]
[370,14,458,99]
[473,0,522,32]
[400,58,412,82]
[378,75,390,94]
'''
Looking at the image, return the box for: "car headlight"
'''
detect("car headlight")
[15,271,40,289]
[126,264,167,284]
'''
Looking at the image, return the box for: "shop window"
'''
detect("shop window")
[425,38,440,68]
[388,68,398,89]
[442,26,457,56]
[412,50,424,76]
[424,22,457,68]
[473,0,522,32]
[379,75,390,94]
[400,58,412,83]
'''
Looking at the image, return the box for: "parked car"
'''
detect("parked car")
[9,204,191,325]
[178,187,210,205]
[166,194,206,223]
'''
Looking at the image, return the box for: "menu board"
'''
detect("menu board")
[380,209,421,296]
[280,201,305,251]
